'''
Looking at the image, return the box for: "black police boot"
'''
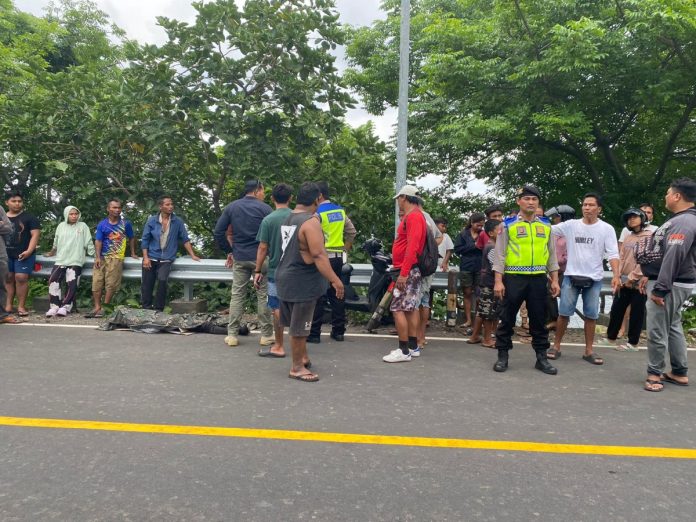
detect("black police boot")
[493,350,509,372]
[330,331,344,342]
[306,335,321,344]
[535,353,558,375]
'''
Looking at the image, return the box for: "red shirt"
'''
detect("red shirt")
[392,208,426,277]
[476,230,490,250]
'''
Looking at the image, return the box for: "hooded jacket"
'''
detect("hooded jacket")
[52,205,95,267]
[641,207,696,298]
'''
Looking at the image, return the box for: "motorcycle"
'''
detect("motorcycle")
[360,236,396,332]
[320,236,394,330]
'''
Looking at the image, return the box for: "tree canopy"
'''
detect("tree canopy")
[347,0,696,220]
[1,0,397,250]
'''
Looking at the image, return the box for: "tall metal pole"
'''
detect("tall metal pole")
[395,0,410,230]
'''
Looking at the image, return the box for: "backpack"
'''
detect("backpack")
[417,226,440,277]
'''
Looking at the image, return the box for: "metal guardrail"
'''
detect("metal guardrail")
[34,256,693,301]
[34,256,457,299]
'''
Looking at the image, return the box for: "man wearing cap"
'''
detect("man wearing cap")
[307,181,357,343]
[383,185,428,363]
[492,185,560,374]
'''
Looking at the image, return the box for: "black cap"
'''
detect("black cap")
[516,185,541,199]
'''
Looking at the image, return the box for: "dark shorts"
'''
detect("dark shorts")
[8,254,36,275]
[390,267,422,312]
[459,270,480,289]
[280,300,317,337]
[476,286,501,320]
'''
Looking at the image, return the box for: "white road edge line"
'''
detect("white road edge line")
[17,323,99,329]
[14,322,695,350]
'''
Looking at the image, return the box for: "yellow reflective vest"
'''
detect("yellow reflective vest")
[504,216,552,275]
[317,202,346,253]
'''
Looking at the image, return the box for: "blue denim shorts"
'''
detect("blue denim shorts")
[558,276,602,320]
[267,278,279,311]
[419,275,433,308]
[8,254,36,274]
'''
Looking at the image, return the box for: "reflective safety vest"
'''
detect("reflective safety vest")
[317,202,346,252]
[503,215,552,275]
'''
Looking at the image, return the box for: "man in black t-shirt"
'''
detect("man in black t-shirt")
[4,190,41,316]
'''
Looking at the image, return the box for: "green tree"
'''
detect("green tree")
[124,0,355,242]
[347,0,696,221]
[1,0,396,254]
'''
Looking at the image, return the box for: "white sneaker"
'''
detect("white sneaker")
[596,337,616,346]
[383,349,412,363]
[410,347,422,357]
[56,307,68,316]
[224,336,239,347]
[259,336,274,346]
[615,342,639,352]
[45,307,58,317]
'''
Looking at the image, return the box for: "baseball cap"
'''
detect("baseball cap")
[394,185,420,199]
[516,185,541,199]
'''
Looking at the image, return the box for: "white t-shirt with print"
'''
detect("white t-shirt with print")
[552,219,619,281]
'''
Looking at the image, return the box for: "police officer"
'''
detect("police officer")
[307,181,357,343]
[492,185,561,374]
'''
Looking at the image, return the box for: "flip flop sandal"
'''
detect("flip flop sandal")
[547,348,561,360]
[582,353,604,365]
[481,342,496,349]
[289,372,319,382]
[661,374,689,387]
[0,315,22,324]
[466,338,482,344]
[644,379,663,392]
[16,310,29,317]
[258,346,285,358]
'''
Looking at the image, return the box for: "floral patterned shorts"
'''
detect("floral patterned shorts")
[390,267,422,312]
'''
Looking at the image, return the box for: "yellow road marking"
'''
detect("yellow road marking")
[1,416,695,459]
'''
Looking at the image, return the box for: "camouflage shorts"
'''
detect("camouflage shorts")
[476,286,501,320]
[390,267,422,312]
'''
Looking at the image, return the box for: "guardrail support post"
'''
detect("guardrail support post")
[183,282,194,302]
[446,271,458,327]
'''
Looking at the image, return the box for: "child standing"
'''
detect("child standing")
[44,206,95,316]
[467,219,502,348]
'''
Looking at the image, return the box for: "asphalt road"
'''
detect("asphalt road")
[1,324,694,521]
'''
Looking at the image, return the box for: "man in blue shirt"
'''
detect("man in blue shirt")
[214,179,274,347]
[141,196,200,311]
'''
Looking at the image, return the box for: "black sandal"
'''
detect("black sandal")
[582,353,604,365]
